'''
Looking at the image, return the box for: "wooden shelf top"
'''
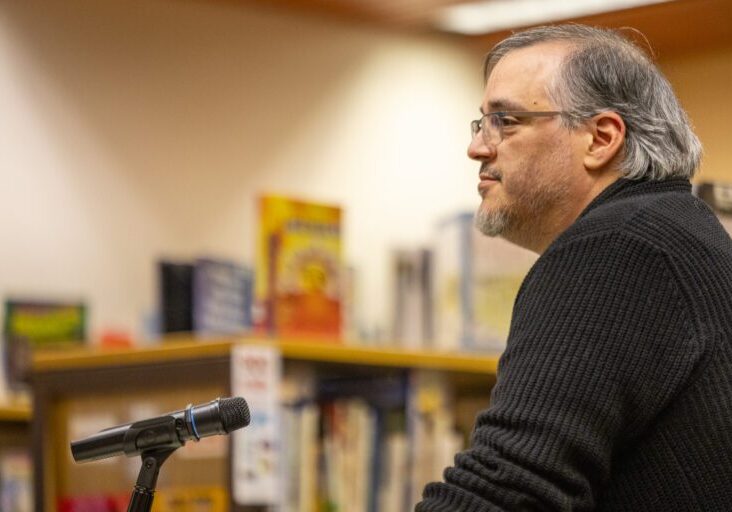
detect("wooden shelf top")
[32,337,501,375]
[0,401,32,422]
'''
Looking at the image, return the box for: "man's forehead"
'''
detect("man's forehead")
[482,42,571,110]
[490,41,573,78]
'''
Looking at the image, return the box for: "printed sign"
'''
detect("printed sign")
[230,344,282,505]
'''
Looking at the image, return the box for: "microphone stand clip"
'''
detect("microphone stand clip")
[124,410,190,512]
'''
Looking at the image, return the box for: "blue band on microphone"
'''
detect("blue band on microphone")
[186,404,201,441]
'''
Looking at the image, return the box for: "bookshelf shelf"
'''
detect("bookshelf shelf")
[0,401,32,422]
[29,336,500,511]
[33,337,501,375]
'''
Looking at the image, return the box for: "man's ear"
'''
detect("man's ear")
[583,111,625,171]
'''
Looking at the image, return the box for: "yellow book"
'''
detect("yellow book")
[255,195,342,341]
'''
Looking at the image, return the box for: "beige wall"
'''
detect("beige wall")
[0,0,483,339]
[660,45,732,182]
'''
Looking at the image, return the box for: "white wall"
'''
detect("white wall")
[0,0,484,340]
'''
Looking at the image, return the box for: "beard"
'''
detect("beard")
[474,202,510,237]
[474,160,573,242]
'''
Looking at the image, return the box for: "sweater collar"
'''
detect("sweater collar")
[577,177,692,220]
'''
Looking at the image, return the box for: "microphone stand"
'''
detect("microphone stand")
[122,411,189,512]
[127,448,176,512]
[70,398,250,512]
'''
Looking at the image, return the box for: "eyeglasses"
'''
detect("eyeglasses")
[470,111,565,146]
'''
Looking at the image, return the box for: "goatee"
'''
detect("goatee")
[474,205,509,237]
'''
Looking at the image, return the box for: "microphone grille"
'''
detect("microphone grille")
[220,397,250,432]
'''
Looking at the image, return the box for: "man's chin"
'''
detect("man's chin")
[474,207,508,237]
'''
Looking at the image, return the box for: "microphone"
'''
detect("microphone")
[70,397,250,463]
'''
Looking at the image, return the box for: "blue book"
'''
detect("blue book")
[192,258,253,336]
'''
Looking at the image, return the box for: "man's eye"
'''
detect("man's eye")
[500,116,521,126]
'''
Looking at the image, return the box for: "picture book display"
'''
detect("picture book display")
[255,195,342,341]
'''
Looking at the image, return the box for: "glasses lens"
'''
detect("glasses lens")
[470,119,480,139]
[482,114,502,145]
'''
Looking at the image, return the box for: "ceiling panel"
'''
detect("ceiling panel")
[240,0,731,55]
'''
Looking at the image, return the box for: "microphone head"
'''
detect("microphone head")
[220,396,250,432]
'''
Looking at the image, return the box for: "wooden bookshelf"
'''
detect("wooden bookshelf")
[0,401,33,456]
[33,337,501,375]
[29,337,501,512]
[0,398,32,498]
[0,401,32,422]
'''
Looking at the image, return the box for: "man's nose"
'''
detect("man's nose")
[468,134,496,161]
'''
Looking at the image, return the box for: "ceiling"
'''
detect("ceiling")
[243,0,731,56]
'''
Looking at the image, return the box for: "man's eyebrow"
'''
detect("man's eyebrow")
[482,99,527,112]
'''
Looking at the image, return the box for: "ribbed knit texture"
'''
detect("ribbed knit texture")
[416,178,732,511]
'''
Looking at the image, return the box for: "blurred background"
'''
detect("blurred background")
[0,0,730,510]
[1,0,728,343]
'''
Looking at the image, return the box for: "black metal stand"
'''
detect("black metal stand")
[126,448,176,512]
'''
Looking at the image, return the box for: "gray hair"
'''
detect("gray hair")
[484,24,702,180]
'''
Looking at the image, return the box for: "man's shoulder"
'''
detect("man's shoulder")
[557,184,730,259]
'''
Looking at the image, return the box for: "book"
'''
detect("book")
[57,495,117,512]
[320,399,377,512]
[192,257,253,336]
[57,487,226,512]
[154,485,228,512]
[376,431,408,512]
[391,249,433,349]
[317,374,408,512]
[280,363,318,512]
[255,195,342,341]
[0,451,32,512]
[693,181,732,234]
[281,402,319,512]
[406,369,463,509]
[433,213,537,352]
[3,299,85,391]
[694,181,732,214]
[158,261,194,334]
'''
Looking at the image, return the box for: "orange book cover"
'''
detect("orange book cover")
[255,195,342,341]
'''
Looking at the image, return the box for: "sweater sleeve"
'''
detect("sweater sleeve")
[416,232,702,511]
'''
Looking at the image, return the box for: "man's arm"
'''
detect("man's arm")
[416,233,701,511]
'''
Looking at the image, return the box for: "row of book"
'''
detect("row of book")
[159,198,538,353]
[254,196,537,352]
[272,367,465,512]
[157,195,343,341]
[56,485,227,512]
[391,212,537,352]
[2,195,534,386]
[53,352,476,512]
[1,195,534,401]
[391,182,732,352]
[158,195,544,354]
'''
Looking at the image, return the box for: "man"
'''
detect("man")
[416,24,732,511]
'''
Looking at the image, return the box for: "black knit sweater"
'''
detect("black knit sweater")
[417,178,732,511]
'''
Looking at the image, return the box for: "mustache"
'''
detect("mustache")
[479,163,502,181]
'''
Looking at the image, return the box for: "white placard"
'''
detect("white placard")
[231,344,282,505]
